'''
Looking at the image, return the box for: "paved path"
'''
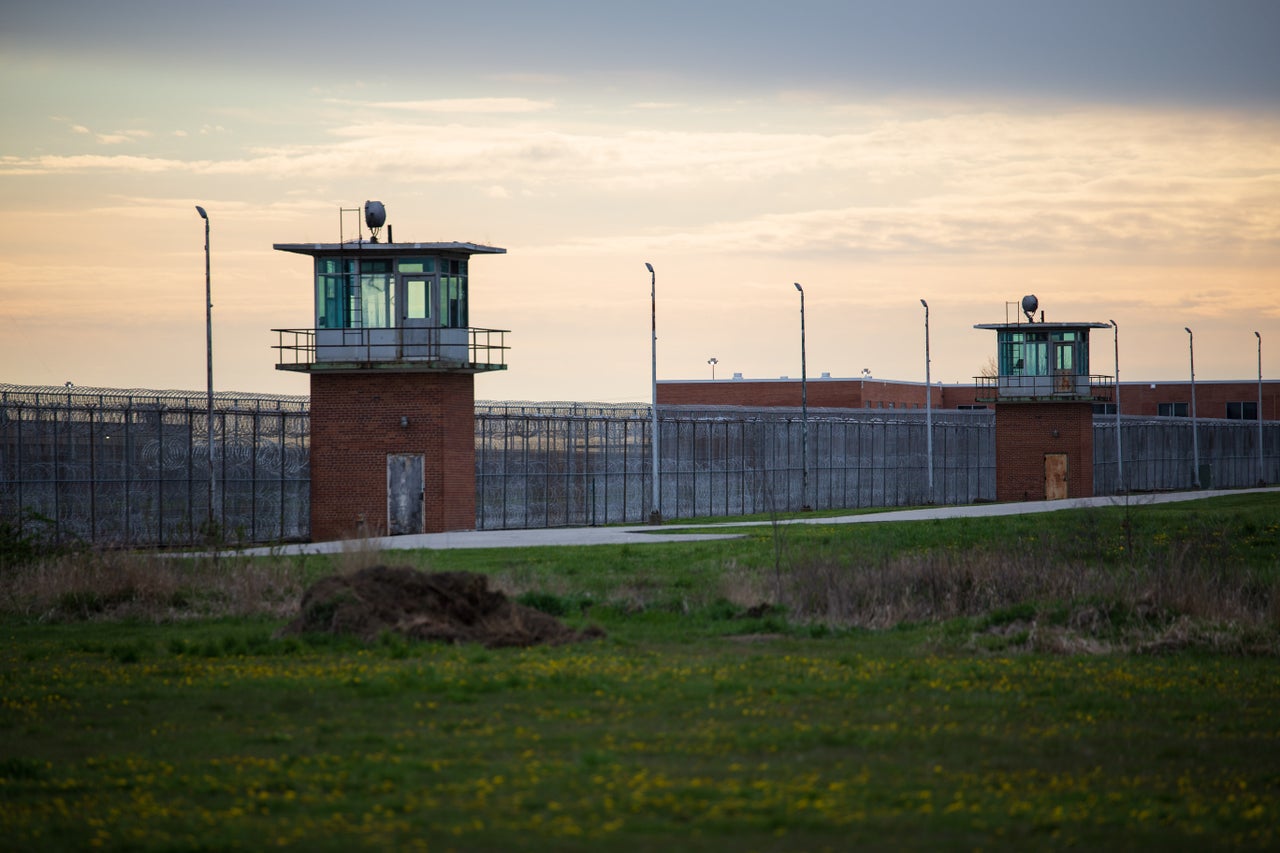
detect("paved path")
[237,487,1278,557]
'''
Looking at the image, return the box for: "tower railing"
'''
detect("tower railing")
[974,373,1114,403]
[272,327,509,373]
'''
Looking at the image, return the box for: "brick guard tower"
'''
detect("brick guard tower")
[273,202,507,540]
[975,296,1112,502]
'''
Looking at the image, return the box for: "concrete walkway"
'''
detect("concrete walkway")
[236,487,1279,557]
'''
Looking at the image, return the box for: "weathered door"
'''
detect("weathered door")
[399,274,438,360]
[387,454,424,535]
[1044,453,1068,500]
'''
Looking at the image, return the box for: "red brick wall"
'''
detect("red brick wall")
[1116,381,1280,420]
[310,372,475,541]
[660,378,1279,417]
[658,379,939,411]
[994,402,1094,502]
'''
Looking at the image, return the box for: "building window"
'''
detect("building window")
[1094,403,1117,415]
[359,271,394,328]
[442,276,468,327]
[1226,401,1259,420]
[405,278,432,320]
[1158,402,1189,418]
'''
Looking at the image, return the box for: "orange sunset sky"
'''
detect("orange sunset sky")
[2,0,1278,402]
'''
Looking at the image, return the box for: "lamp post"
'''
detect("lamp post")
[794,282,809,510]
[1185,327,1200,488]
[195,205,216,533]
[1258,331,1265,485]
[1111,319,1123,493]
[920,299,933,502]
[645,262,661,524]
[708,357,718,380]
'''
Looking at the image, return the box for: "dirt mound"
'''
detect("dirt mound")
[276,566,603,648]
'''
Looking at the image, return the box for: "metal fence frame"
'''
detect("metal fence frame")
[1,385,309,547]
[475,406,995,529]
[4,385,1277,544]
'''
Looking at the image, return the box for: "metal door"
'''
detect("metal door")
[1044,453,1068,500]
[387,454,424,535]
[400,274,438,360]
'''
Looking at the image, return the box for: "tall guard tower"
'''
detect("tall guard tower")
[975,296,1112,501]
[274,202,507,541]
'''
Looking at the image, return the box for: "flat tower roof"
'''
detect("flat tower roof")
[274,241,506,257]
[973,321,1112,331]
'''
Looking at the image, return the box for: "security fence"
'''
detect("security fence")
[1094,418,1280,494]
[1,385,309,547]
[3,385,1277,546]
[475,405,995,528]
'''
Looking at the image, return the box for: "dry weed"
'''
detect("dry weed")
[0,550,308,622]
[778,544,1279,654]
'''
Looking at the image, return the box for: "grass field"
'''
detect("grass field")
[2,493,1278,850]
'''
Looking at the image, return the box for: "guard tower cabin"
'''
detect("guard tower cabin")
[974,295,1113,502]
[273,202,507,541]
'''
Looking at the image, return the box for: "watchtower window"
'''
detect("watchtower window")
[998,330,1049,376]
[398,258,437,274]
[405,278,432,320]
[315,258,354,329]
[359,272,394,328]
[442,276,468,328]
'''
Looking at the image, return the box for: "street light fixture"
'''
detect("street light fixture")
[1185,327,1200,488]
[920,299,933,502]
[1111,319,1123,493]
[708,357,718,380]
[794,283,810,511]
[646,262,661,524]
[195,205,216,534]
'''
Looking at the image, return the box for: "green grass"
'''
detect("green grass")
[2,492,1279,850]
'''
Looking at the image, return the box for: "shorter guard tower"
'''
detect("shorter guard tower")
[273,202,508,541]
[975,296,1113,501]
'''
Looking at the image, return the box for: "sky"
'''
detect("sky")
[2,0,1278,403]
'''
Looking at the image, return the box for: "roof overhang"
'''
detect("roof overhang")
[273,241,506,258]
[973,321,1112,331]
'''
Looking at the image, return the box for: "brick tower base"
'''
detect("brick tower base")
[994,402,1095,502]
[309,372,475,541]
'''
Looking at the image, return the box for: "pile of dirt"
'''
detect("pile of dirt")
[276,565,603,648]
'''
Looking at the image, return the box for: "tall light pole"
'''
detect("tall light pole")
[794,283,809,510]
[1258,331,1265,485]
[196,205,216,533]
[920,299,933,502]
[708,357,718,380]
[1185,327,1200,488]
[1111,319,1123,493]
[646,262,660,523]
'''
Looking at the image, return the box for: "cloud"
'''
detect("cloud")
[3,100,1276,263]
[361,97,555,114]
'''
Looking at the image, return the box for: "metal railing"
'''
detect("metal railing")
[272,327,509,372]
[975,373,1114,402]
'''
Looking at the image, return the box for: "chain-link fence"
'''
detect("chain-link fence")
[475,405,995,528]
[1,385,309,547]
[1094,418,1279,494]
[4,386,1276,545]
